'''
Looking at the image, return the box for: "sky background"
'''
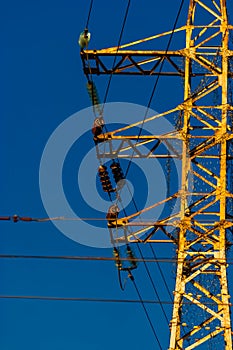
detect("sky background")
[1,1,233,349]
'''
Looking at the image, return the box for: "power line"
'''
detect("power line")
[0,254,172,263]
[83,0,131,120]
[109,1,185,314]
[124,0,185,179]
[86,0,94,29]
[128,271,163,349]
[3,214,233,226]
[1,254,233,264]
[149,243,173,301]
[102,0,131,107]
[0,295,232,307]
[136,244,171,326]
[81,5,180,317]
[99,0,197,332]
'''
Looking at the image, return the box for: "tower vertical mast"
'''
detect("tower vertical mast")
[169,1,232,348]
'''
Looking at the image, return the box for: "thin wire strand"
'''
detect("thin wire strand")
[102,0,131,108]
[112,1,186,322]
[124,0,185,179]
[0,295,232,306]
[136,244,171,325]
[129,272,163,350]
[3,215,233,225]
[86,0,94,29]
[0,254,233,263]
[149,243,173,301]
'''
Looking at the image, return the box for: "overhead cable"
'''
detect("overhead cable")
[1,254,233,263]
[0,295,232,306]
[124,0,185,179]
[128,271,163,350]
[86,0,94,29]
[102,0,131,109]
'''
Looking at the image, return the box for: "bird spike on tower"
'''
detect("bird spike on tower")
[81,0,233,348]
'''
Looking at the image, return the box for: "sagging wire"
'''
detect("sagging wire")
[0,215,55,223]
[83,0,131,119]
[79,2,177,337]
[80,1,140,285]
[86,0,94,29]
[113,245,137,291]
[81,1,131,197]
[107,157,173,325]
[136,243,171,325]
[128,270,163,350]
[104,156,173,326]
[3,219,164,343]
[85,2,131,178]
[102,0,131,109]
[78,0,94,50]
[124,0,185,180]
[2,254,233,264]
[2,294,232,306]
[149,243,173,301]
[107,204,167,331]
[109,189,173,327]
[87,0,131,174]
[3,214,233,226]
[109,0,186,331]
[107,183,172,326]
[104,141,175,319]
[107,203,138,290]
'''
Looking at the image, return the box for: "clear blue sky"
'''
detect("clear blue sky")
[1,1,233,349]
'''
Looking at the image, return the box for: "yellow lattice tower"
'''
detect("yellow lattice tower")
[81,0,233,348]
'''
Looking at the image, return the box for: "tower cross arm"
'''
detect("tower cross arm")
[80,49,185,76]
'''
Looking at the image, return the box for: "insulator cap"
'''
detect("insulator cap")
[78,30,91,49]
[98,165,107,173]
[92,117,104,137]
[107,204,119,219]
[12,215,19,223]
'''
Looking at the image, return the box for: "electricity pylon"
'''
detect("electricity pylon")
[81,0,233,348]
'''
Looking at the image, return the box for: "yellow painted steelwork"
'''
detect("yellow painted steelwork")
[81,0,233,348]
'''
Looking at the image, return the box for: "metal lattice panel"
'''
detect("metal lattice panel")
[81,1,233,348]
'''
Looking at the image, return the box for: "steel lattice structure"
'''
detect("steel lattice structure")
[81,0,233,348]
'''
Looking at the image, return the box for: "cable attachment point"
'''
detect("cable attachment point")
[78,28,91,49]
[12,215,33,223]
[12,215,19,223]
[92,117,105,143]
[106,204,119,228]
[127,270,134,281]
